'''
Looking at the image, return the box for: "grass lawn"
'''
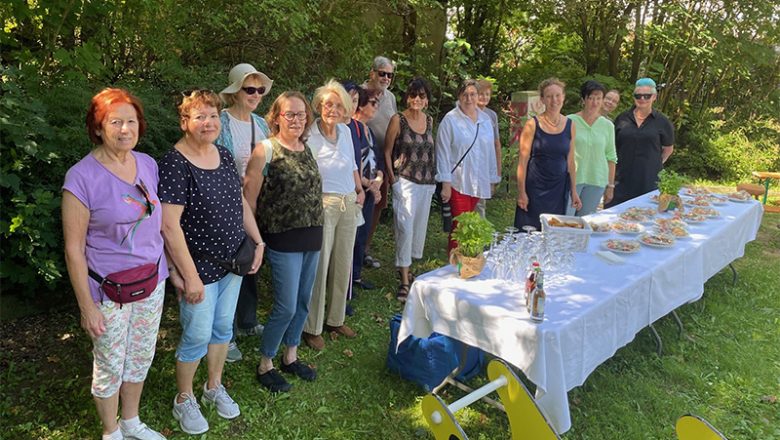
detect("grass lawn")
[1,195,778,440]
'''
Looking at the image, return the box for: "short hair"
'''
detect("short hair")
[403,77,432,103]
[457,79,480,98]
[265,91,314,141]
[539,77,566,97]
[85,88,147,145]
[635,77,657,93]
[476,79,494,91]
[178,89,222,119]
[606,89,620,96]
[371,56,394,71]
[312,79,353,116]
[580,80,606,100]
[342,80,369,109]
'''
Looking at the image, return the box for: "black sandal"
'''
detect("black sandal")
[398,270,416,286]
[396,284,410,303]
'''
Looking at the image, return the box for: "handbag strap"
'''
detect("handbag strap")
[450,122,480,174]
[250,114,256,151]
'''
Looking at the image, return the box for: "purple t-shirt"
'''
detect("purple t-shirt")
[63,151,169,303]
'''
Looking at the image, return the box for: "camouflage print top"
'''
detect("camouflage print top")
[257,138,324,236]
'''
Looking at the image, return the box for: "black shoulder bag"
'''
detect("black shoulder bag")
[440,123,480,232]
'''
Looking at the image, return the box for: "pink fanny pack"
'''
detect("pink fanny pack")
[89,257,161,307]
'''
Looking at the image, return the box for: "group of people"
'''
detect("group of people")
[514,76,674,230]
[62,53,674,438]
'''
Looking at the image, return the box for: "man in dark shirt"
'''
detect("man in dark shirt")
[606,78,675,207]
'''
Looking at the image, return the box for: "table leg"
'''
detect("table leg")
[649,324,663,356]
[729,263,738,286]
[433,342,505,412]
[671,310,684,338]
[761,178,770,205]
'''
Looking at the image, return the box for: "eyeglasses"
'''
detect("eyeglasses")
[242,86,266,95]
[633,93,653,100]
[408,92,427,100]
[375,70,394,79]
[135,179,155,217]
[281,112,307,121]
[323,101,345,112]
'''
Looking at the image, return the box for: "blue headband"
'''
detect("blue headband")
[635,77,657,89]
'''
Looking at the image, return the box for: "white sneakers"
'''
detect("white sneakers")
[172,384,240,435]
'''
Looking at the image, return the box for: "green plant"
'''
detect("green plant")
[451,211,495,257]
[657,169,687,195]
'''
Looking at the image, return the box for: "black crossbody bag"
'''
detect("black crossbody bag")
[440,123,480,232]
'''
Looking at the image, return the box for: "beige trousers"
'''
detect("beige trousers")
[304,192,360,335]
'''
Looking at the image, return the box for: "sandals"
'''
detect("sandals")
[396,284,410,303]
[397,270,416,285]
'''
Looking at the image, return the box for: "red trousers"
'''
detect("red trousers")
[447,187,480,255]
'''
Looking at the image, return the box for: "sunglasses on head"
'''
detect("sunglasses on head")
[135,179,154,216]
[375,70,394,79]
[242,86,266,95]
[181,89,215,98]
[633,93,653,100]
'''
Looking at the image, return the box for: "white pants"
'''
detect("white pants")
[392,177,435,267]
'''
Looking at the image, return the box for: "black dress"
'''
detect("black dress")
[514,117,572,230]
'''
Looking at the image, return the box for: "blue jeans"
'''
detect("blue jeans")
[352,191,375,282]
[176,272,242,362]
[566,184,605,216]
[259,248,320,359]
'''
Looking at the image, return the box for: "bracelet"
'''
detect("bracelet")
[256,241,266,247]
[607,184,615,188]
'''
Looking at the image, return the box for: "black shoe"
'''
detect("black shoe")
[352,279,375,290]
[280,359,317,381]
[345,303,355,316]
[256,368,292,393]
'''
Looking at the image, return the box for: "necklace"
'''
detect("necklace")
[543,112,561,127]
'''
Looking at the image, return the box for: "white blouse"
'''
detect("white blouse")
[309,121,358,194]
[435,105,499,199]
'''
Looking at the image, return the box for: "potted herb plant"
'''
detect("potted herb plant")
[657,169,686,212]
[449,211,495,279]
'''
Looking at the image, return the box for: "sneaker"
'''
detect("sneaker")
[256,367,292,393]
[235,323,265,338]
[172,393,208,435]
[202,382,240,419]
[226,342,243,363]
[280,359,317,381]
[363,255,381,268]
[121,421,166,440]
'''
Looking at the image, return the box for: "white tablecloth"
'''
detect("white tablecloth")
[398,191,763,434]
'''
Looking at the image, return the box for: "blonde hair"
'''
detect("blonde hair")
[178,89,222,118]
[221,74,266,107]
[476,79,494,91]
[265,91,314,141]
[538,77,566,97]
[312,79,354,117]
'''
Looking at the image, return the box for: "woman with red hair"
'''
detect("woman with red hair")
[62,88,168,440]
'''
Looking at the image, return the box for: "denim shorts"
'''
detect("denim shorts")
[176,272,242,362]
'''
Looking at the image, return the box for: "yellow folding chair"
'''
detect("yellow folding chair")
[422,359,560,440]
[676,414,728,440]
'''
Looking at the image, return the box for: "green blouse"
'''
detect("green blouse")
[567,114,617,187]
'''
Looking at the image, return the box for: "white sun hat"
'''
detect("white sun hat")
[219,63,273,102]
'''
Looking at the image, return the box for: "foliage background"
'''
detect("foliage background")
[1,0,779,297]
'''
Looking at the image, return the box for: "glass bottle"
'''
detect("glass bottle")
[530,270,546,323]
[525,260,540,313]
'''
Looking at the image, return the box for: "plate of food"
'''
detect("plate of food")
[545,216,586,229]
[655,224,689,238]
[708,195,728,205]
[619,211,652,223]
[682,212,707,223]
[690,206,720,218]
[626,206,656,217]
[639,232,676,248]
[727,190,752,203]
[687,196,711,207]
[611,221,645,234]
[649,194,660,204]
[603,238,641,254]
[655,218,688,230]
[684,186,711,196]
[589,222,612,234]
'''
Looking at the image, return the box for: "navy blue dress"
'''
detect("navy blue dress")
[514,117,572,230]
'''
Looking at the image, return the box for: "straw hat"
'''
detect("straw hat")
[219,63,273,101]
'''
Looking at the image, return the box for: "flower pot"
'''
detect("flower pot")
[658,194,684,213]
[449,249,486,279]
